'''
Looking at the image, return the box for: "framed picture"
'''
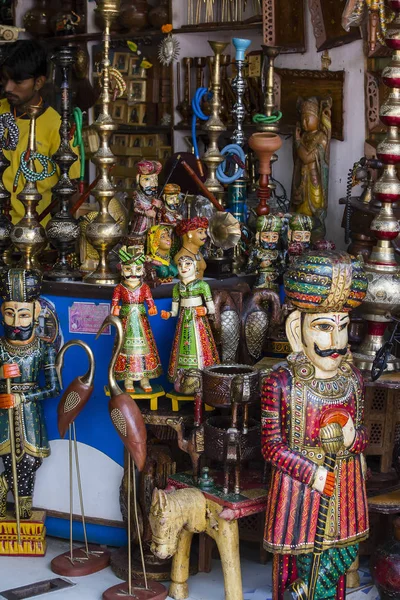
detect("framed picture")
[128,156,139,169]
[143,134,156,148]
[117,156,129,168]
[126,103,147,126]
[114,177,126,190]
[112,52,129,74]
[129,56,146,78]
[128,80,147,104]
[112,101,127,124]
[157,146,172,160]
[113,134,128,147]
[125,178,137,190]
[129,135,142,148]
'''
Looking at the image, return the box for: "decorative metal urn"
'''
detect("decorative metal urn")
[202,41,228,195]
[45,46,81,281]
[10,103,54,270]
[83,0,122,285]
[354,2,400,373]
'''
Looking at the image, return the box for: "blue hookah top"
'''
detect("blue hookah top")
[232,38,251,62]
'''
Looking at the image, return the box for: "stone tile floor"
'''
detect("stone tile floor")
[0,538,379,600]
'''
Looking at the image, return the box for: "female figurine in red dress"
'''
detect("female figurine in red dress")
[111,247,162,393]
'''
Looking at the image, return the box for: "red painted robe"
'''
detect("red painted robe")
[261,358,369,555]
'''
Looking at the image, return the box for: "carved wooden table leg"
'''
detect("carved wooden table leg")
[169,529,195,600]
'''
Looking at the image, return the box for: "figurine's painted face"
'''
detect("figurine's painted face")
[2,301,36,343]
[301,312,349,375]
[301,111,319,133]
[158,229,172,252]
[139,174,158,197]
[187,228,207,247]
[121,263,144,281]
[164,193,180,209]
[177,256,197,279]
[260,231,279,249]
[289,230,311,243]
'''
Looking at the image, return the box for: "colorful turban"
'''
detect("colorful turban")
[118,245,146,266]
[284,251,368,313]
[163,183,181,195]
[256,214,283,233]
[288,214,313,232]
[137,160,162,176]
[176,217,209,237]
[0,269,42,302]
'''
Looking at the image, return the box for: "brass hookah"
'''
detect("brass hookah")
[0,113,18,269]
[10,103,56,270]
[202,41,228,197]
[45,46,81,282]
[353,0,400,373]
[83,0,122,285]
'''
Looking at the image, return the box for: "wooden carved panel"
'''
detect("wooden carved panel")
[263,0,306,54]
[308,0,361,51]
[274,68,345,140]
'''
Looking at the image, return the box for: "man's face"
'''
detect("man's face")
[189,228,207,246]
[301,312,349,375]
[178,257,196,279]
[121,263,143,282]
[1,75,39,108]
[164,193,180,209]
[260,231,279,249]
[2,301,36,342]
[139,174,158,197]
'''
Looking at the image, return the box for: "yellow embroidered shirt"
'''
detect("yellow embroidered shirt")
[0,98,80,225]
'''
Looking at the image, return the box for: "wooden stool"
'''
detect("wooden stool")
[105,384,165,411]
[166,390,214,413]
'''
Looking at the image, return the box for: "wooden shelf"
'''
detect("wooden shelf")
[117,125,172,134]
[173,22,262,34]
[42,29,163,45]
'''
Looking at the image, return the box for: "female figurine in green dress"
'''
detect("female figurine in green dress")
[161,255,220,381]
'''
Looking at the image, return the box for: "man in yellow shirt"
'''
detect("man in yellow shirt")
[0,40,80,225]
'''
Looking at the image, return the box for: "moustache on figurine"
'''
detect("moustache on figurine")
[4,323,35,341]
[314,343,347,358]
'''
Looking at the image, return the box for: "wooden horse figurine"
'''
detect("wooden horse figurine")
[150,487,243,600]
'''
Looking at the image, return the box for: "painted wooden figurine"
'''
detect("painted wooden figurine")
[146,225,178,283]
[0,269,60,523]
[246,214,283,291]
[173,217,208,279]
[261,251,369,600]
[290,97,332,240]
[111,247,162,394]
[128,160,163,244]
[159,183,184,229]
[286,213,313,264]
[161,255,219,382]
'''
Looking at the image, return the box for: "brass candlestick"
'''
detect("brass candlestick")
[83,0,122,285]
[203,41,228,195]
[10,103,51,270]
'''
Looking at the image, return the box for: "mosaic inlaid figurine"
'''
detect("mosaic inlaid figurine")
[161,255,219,381]
[290,97,332,240]
[111,247,162,393]
[246,214,283,291]
[261,251,369,600]
[174,217,208,279]
[146,224,178,283]
[0,269,60,520]
[128,160,163,244]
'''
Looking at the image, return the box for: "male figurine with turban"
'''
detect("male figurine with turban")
[0,269,60,520]
[261,252,369,600]
[174,217,209,279]
[128,160,163,244]
[286,213,313,263]
[246,214,283,291]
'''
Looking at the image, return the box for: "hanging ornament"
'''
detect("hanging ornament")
[158,23,180,66]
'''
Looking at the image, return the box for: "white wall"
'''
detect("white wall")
[171,1,366,250]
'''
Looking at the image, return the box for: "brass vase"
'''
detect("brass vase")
[84,0,122,285]
[10,104,48,270]
[248,132,282,216]
[353,13,400,373]
[202,41,228,195]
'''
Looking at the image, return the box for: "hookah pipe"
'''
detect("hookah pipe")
[181,159,224,212]
[190,52,246,185]
[344,157,382,244]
